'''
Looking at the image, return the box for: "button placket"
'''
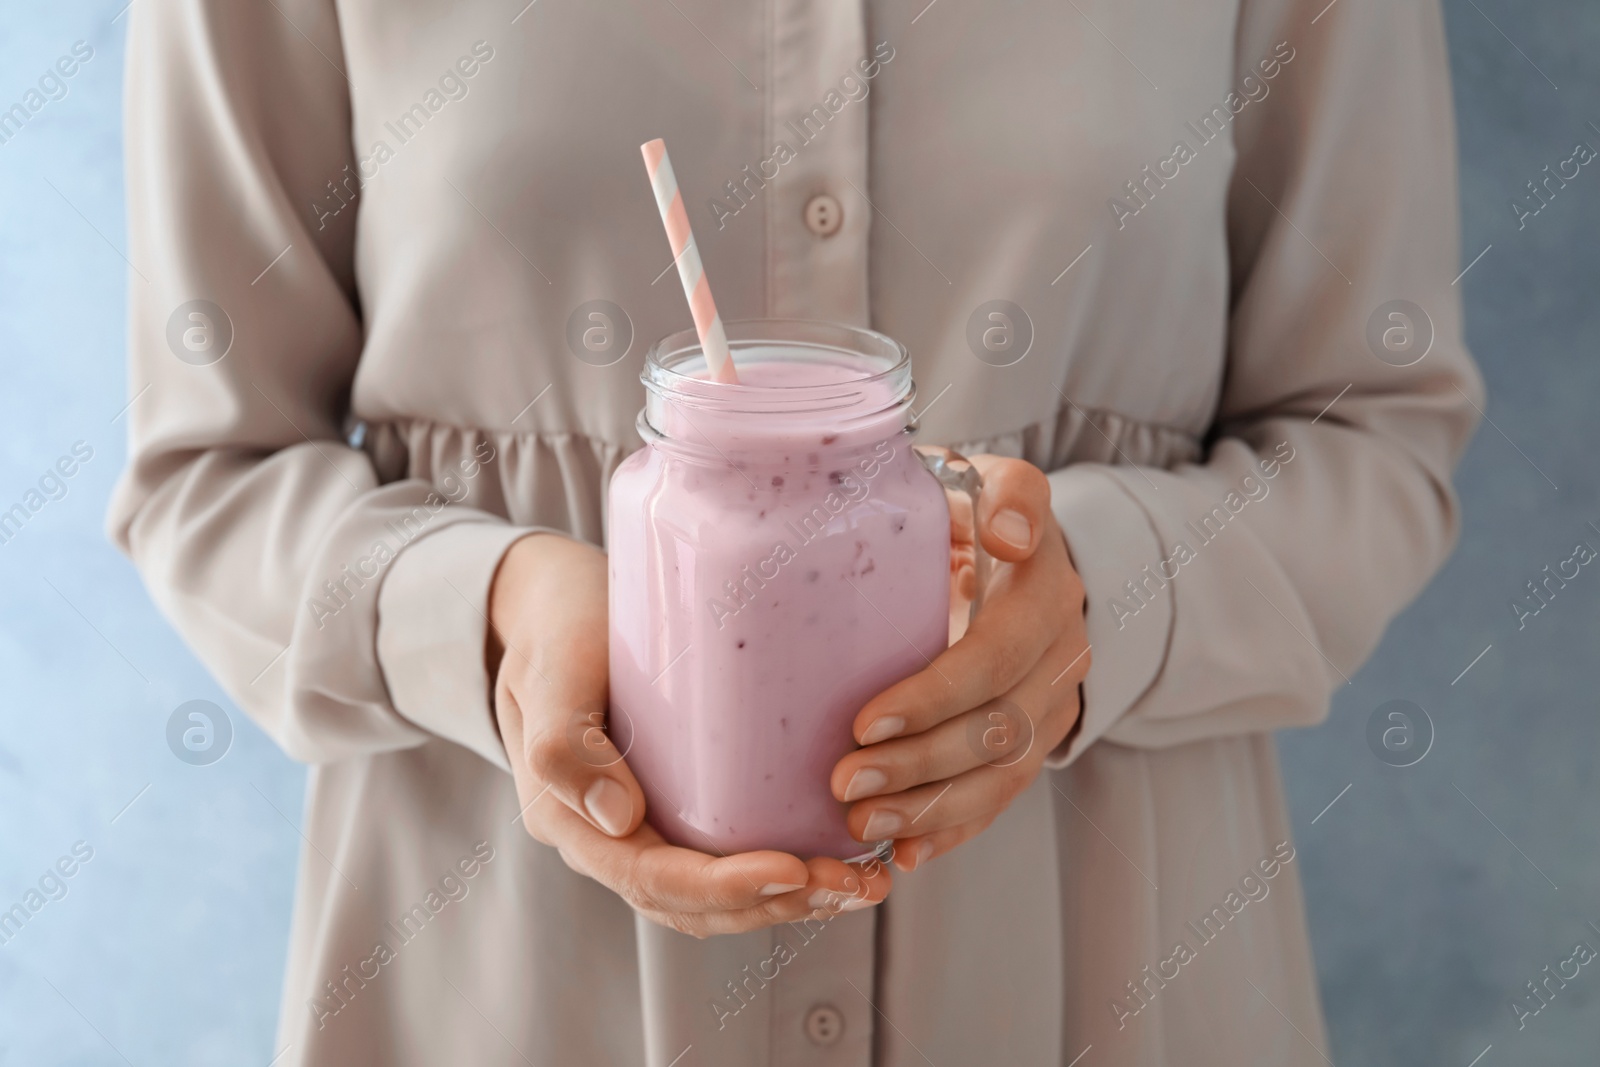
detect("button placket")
[769,906,876,1067]
[761,3,877,1066]
[765,0,871,324]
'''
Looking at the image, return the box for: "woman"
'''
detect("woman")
[111,0,1480,1063]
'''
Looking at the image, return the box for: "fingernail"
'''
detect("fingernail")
[862,809,905,840]
[842,767,888,802]
[583,778,632,837]
[760,882,805,896]
[992,508,1032,550]
[916,840,934,867]
[860,716,905,745]
[807,888,877,912]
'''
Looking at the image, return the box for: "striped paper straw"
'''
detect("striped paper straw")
[640,138,738,384]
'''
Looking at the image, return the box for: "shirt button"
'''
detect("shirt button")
[803,1004,845,1046]
[803,194,843,237]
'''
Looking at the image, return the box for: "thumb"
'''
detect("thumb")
[969,455,1052,564]
[525,697,649,839]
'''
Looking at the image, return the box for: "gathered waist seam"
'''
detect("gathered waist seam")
[351,403,1204,455]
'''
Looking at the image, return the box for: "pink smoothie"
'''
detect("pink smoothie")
[608,355,950,859]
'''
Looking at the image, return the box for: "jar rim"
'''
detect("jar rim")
[642,319,912,415]
[638,319,918,458]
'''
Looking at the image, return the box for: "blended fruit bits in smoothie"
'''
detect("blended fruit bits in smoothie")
[608,335,951,860]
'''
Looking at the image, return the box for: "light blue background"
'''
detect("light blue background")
[1,2,1596,1064]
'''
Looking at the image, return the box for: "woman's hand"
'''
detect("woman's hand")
[489,532,891,937]
[829,456,1089,872]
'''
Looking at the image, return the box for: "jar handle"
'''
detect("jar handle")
[914,446,989,632]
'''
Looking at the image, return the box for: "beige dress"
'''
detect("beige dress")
[110,0,1481,1063]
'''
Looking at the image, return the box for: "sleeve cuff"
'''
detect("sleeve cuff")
[376,520,539,772]
[1042,465,1172,768]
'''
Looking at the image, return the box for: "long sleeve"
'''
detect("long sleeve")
[107,0,527,768]
[1046,0,1483,764]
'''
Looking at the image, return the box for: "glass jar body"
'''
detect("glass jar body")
[606,321,952,860]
